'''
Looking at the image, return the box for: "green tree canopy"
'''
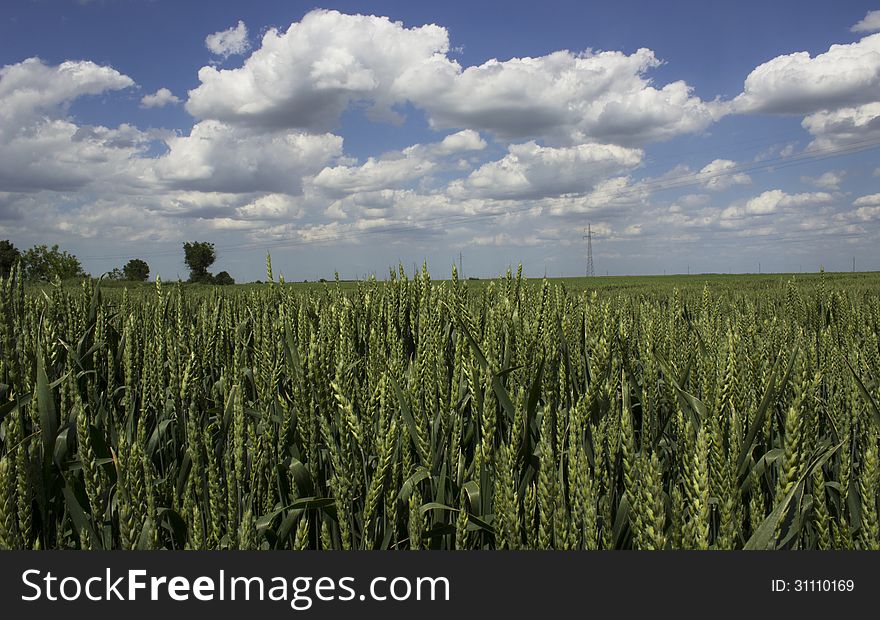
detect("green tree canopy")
[123,258,150,282]
[183,241,216,283]
[214,271,235,286]
[21,244,86,282]
[0,240,20,279]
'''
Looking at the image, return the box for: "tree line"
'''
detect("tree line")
[0,240,233,285]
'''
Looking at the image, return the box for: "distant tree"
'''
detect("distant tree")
[214,271,235,286]
[107,268,124,281]
[21,244,87,282]
[123,258,150,282]
[0,240,20,278]
[183,241,216,283]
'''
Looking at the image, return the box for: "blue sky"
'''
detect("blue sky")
[1,0,879,280]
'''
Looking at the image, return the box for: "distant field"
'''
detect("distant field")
[42,269,880,296]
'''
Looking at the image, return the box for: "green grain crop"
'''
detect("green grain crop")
[0,261,879,550]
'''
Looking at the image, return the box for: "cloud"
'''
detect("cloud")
[145,190,317,224]
[779,144,797,157]
[314,153,437,196]
[801,170,845,189]
[646,187,865,250]
[188,10,450,131]
[0,57,134,126]
[0,191,40,222]
[698,159,751,190]
[151,120,342,194]
[755,142,799,161]
[321,188,481,222]
[434,129,487,155]
[186,9,717,146]
[0,53,397,233]
[658,203,717,230]
[852,193,880,220]
[543,176,649,216]
[313,130,484,196]
[235,193,306,221]
[854,193,880,206]
[853,205,880,221]
[751,190,837,213]
[801,102,880,147]
[403,48,721,146]
[140,87,181,108]
[729,32,880,152]
[205,20,250,58]
[0,57,143,192]
[722,189,838,220]
[852,10,880,33]
[0,121,152,192]
[448,141,642,200]
[732,34,880,114]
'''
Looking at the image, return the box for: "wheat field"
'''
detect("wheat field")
[1,261,879,550]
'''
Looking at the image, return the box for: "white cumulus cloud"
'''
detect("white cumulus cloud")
[402,48,721,146]
[0,57,142,192]
[313,130,485,197]
[188,10,450,131]
[235,193,305,220]
[0,57,134,126]
[314,155,437,197]
[186,9,717,146]
[140,87,181,108]
[723,189,838,219]
[698,159,751,191]
[448,141,643,200]
[434,129,487,155]
[854,193,880,206]
[732,34,880,114]
[852,10,880,33]
[802,102,880,147]
[319,188,482,223]
[205,20,250,58]
[852,193,880,220]
[151,120,342,194]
